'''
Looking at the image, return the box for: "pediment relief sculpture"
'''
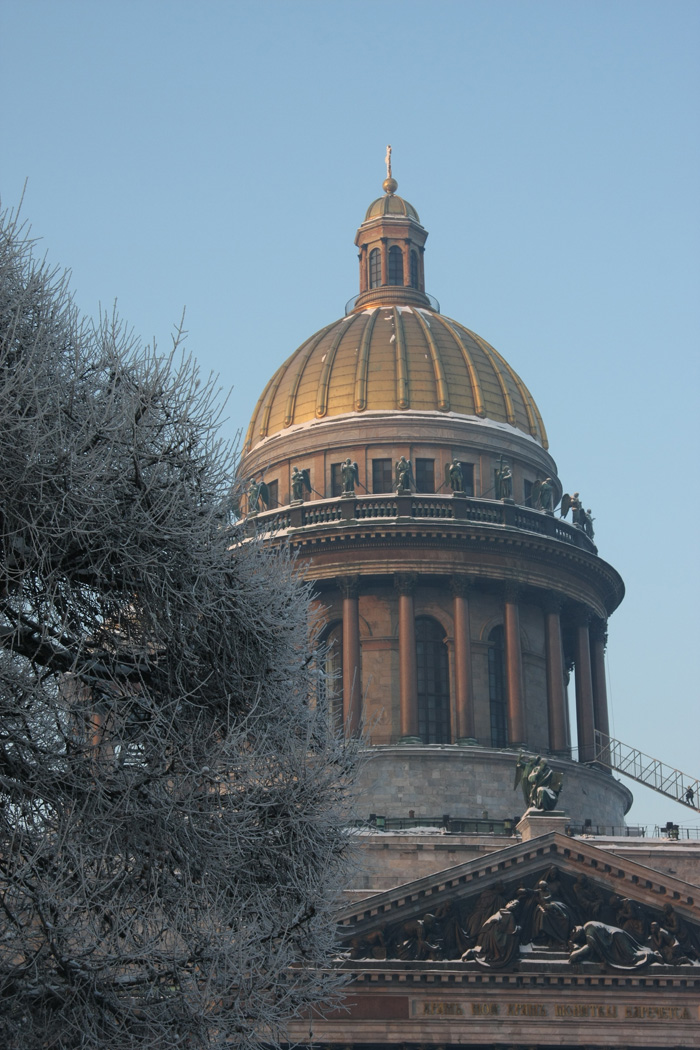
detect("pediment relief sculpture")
[340,862,700,972]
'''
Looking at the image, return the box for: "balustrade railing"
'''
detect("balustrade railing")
[245,493,597,552]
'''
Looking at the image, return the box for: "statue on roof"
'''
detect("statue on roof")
[291,467,311,503]
[247,477,269,514]
[341,458,359,495]
[582,507,595,539]
[514,752,563,812]
[495,456,513,500]
[532,477,555,512]
[561,491,582,524]
[448,460,465,494]
[395,456,414,493]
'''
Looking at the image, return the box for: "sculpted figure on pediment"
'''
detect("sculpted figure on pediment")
[532,880,573,948]
[660,903,700,960]
[462,900,521,969]
[433,899,470,958]
[649,922,691,966]
[614,897,647,941]
[395,913,441,961]
[346,926,387,960]
[571,873,605,921]
[340,865,700,971]
[569,921,662,969]
[464,882,507,944]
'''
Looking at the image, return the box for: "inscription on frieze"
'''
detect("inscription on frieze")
[411,999,694,1022]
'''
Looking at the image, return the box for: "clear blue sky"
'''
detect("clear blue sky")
[2,0,698,831]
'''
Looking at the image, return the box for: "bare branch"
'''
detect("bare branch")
[0,205,356,1050]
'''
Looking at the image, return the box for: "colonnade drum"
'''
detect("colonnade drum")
[240,174,632,829]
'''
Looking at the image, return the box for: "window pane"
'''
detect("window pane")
[415,458,434,493]
[388,245,403,286]
[266,480,278,509]
[369,248,381,289]
[488,625,508,747]
[410,250,419,288]
[372,458,393,493]
[416,617,450,744]
[330,463,342,497]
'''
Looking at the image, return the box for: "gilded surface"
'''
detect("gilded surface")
[244,306,548,451]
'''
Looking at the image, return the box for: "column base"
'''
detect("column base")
[398,735,423,745]
[457,737,479,746]
[516,808,569,841]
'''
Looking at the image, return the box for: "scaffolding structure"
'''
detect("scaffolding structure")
[593,730,699,812]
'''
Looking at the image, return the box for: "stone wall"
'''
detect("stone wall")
[351,746,632,827]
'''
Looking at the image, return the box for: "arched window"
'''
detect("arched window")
[416,617,450,744]
[388,245,403,285]
[410,249,419,288]
[369,248,381,289]
[488,625,508,747]
[320,621,343,732]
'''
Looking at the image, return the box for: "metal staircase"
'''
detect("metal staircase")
[593,730,699,812]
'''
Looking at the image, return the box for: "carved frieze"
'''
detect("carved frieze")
[339,859,700,972]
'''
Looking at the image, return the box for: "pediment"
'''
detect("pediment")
[337,832,700,971]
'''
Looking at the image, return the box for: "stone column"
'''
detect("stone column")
[590,618,611,741]
[402,239,411,286]
[339,575,361,736]
[544,594,567,753]
[504,584,525,747]
[380,238,388,286]
[395,573,420,743]
[574,609,596,763]
[418,246,426,291]
[452,577,476,743]
[358,247,367,293]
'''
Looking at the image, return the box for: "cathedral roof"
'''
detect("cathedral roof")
[364,189,420,222]
[243,306,548,452]
[244,160,548,453]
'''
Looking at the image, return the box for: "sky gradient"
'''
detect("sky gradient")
[2,0,698,830]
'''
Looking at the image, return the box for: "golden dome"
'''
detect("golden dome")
[364,193,420,222]
[244,306,548,452]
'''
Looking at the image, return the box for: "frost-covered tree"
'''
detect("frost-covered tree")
[0,208,355,1050]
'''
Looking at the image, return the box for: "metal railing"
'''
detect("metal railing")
[593,730,700,811]
[344,291,441,315]
[565,823,647,837]
[349,816,699,839]
[352,815,517,835]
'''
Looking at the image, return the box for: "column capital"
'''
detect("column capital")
[542,590,563,615]
[338,574,360,600]
[589,616,608,645]
[394,572,418,597]
[450,575,473,598]
[503,581,520,603]
[572,604,593,628]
